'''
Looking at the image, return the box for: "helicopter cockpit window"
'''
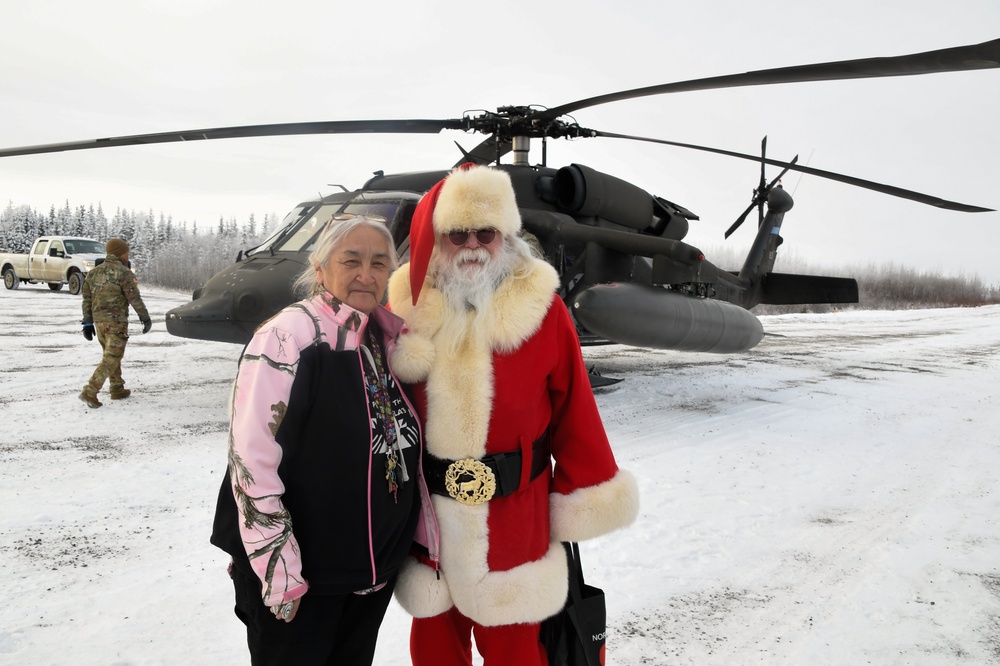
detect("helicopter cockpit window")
[313,202,405,250]
[271,200,411,254]
[388,202,416,251]
[274,204,341,253]
[344,201,417,249]
[297,202,409,253]
[247,205,310,256]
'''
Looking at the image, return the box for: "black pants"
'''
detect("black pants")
[231,565,396,666]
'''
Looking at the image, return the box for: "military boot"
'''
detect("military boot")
[79,386,103,408]
[110,388,131,400]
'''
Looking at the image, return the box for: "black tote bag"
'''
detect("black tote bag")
[539,542,607,666]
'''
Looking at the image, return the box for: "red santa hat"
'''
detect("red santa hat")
[408,163,522,305]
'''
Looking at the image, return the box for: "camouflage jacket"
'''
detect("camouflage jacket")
[81,254,150,324]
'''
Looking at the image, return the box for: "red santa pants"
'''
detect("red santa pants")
[410,607,548,666]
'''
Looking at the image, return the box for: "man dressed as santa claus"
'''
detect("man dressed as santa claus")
[388,163,639,666]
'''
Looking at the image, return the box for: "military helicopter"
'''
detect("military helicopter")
[2,38,997,354]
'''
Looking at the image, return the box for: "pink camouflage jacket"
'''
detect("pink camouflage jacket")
[211,292,438,606]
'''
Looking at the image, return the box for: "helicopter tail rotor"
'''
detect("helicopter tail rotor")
[725,138,799,239]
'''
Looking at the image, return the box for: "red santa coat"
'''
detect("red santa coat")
[388,255,639,627]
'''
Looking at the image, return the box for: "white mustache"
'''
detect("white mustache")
[453,248,491,265]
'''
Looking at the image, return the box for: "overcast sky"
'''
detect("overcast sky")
[2,0,998,284]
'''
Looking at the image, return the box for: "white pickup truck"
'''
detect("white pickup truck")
[1,236,107,295]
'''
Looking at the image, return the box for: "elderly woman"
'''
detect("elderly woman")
[211,214,432,665]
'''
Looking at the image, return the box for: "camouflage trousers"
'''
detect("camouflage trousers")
[87,322,129,393]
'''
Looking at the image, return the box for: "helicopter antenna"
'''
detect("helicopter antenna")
[327,184,350,193]
[790,149,815,197]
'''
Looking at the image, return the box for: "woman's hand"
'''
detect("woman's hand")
[270,597,302,623]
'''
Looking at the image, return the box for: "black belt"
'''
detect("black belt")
[424,432,551,506]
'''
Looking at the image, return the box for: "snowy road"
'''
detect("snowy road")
[594,307,1000,664]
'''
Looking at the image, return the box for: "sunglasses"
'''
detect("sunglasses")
[447,228,498,246]
[331,212,387,224]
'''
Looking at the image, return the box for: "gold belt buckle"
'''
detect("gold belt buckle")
[444,458,497,506]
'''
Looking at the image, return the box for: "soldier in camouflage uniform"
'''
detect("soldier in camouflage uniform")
[79,238,152,408]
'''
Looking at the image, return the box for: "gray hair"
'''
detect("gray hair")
[292,215,399,298]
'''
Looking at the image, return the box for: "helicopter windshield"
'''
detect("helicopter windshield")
[270,199,415,254]
[300,202,410,252]
[246,205,311,256]
[273,204,340,253]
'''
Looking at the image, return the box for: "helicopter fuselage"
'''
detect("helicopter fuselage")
[165,164,858,351]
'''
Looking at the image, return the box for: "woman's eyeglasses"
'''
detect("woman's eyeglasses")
[447,228,498,246]
[331,212,387,224]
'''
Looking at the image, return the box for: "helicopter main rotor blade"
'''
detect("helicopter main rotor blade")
[538,38,1000,121]
[0,119,469,158]
[453,135,513,168]
[595,130,994,213]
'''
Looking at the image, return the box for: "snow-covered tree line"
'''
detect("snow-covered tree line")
[0,200,278,291]
[4,200,997,309]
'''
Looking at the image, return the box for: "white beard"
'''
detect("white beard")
[434,245,518,313]
[431,242,521,354]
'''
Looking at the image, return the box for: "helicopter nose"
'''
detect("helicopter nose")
[166,292,250,344]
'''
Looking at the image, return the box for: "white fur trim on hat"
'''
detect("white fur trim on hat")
[433,166,522,237]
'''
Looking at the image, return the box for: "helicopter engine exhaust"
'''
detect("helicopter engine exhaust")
[555,164,653,230]
[572,282,764,353]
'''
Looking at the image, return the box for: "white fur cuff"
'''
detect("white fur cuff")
[393,556,454,619]
[389,332,435,383]
[550,470,640,543]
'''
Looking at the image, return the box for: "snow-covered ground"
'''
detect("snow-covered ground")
[2,285,999,665]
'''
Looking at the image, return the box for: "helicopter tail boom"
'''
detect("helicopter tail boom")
[731,184,859,309]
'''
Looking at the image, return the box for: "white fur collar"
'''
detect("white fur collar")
[388,256,559,459]
[388,256,559,382]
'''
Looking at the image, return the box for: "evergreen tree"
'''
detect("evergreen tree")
[48,205,57,237]
[95,203,109,240]
[57,200,73,235]
[245,213,257,243]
